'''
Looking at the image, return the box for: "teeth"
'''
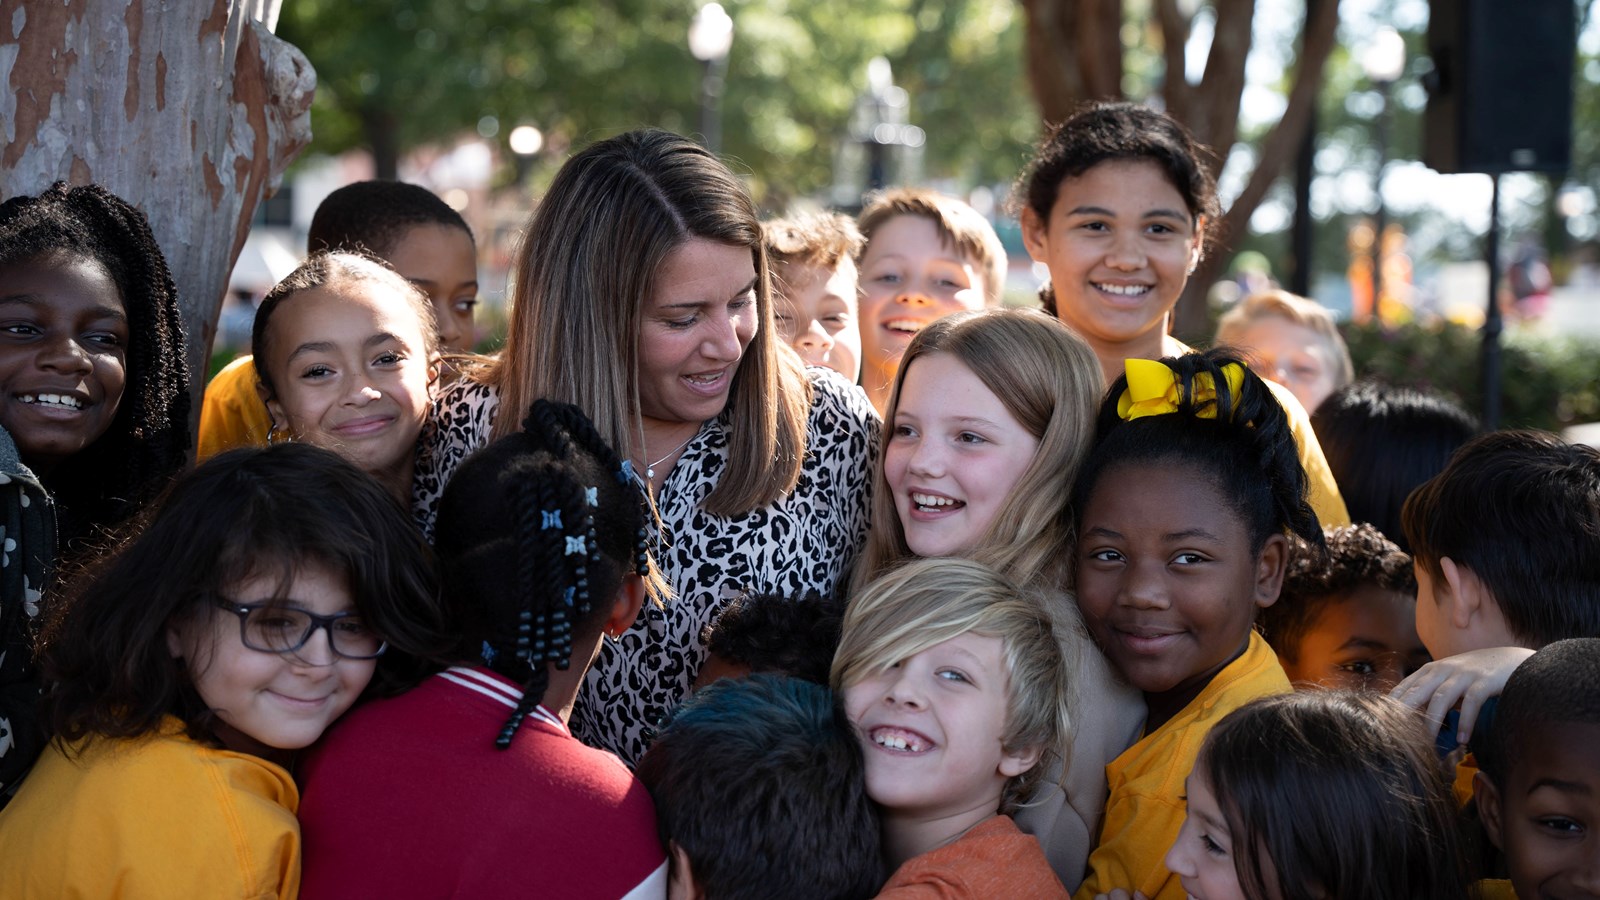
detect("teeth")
[20,393,83,409]
[684,372,722,384]
[873,732,926,752]
[911,492,961,509]
[1095,283,1150,296]
[884,320,926,334]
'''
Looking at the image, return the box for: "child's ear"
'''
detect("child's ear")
[1439,557,1485,629]
[1019,207,1050,263]
[166,623,185,660]
[1474,770,1506,851]
[602,574,646,639]
[998,742,1044,779]
[1252,533,1290,609]
[667,840,704,900]
[257,379,287,435]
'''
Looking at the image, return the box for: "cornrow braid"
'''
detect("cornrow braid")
[0,182,191,545]
[435,398,655,751]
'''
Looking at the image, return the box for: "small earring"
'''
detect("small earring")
[267,423,291,446]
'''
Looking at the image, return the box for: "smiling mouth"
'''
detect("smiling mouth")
[1093,282,1153,297]
[870,726,932,753]
[882,318,927,335]
[910,492,964,513]
[19,393,84,410]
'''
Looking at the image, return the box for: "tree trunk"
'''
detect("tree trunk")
[0,0,314,421]
[1020,0,1125,123]
[362,106,401,182]
[1174,0,1341,340]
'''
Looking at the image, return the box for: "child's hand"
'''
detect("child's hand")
[1093,891,1148,900]
[1390,646,1535,743]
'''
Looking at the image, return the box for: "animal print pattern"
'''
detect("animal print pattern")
[412,368,879,765]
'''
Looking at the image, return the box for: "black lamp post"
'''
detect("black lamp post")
[688,3,734,155]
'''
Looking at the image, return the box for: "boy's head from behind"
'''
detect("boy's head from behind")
[695,592,843,690]
[1401,429,1600,658]
[308,180,479,352]
[832,557,1071,817]
[764,212,865,382]
[1260,524,1426,693]
[635,674,881,900]
[1476,638,1600,900]
[1311,380,1478,553]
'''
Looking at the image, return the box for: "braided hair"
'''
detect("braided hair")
[1073,348,1323,554]
[0,182,191,544]
[434,399,654,749]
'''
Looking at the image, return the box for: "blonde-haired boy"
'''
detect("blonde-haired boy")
[833,557,1073,898]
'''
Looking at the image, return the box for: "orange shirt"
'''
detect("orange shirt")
[198,355,272,462]
[878,815,1069,899]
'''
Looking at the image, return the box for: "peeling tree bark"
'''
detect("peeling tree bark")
[0,0,314,416]
[1020,0,1341,340]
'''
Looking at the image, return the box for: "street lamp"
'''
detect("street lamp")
[848,57,922,201]
[688,3,734,155]
[508,124,543,187]
[1363,27,1406,315]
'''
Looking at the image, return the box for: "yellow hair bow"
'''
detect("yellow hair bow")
[1116,358,1246,421]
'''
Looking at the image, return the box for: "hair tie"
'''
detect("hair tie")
[1117,359,1245,422]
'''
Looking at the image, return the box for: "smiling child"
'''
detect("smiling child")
[834,558,1073,897]
[251,252,439,509]
[855,189,1006,415]
[1071,350,1322,900]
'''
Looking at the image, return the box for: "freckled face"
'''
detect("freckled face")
[1022,160,1202,358]
[637,239,758,428]
[858,215,986,385]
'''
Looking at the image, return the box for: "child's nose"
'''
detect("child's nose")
[793,318,834,353]
[1120,561,1170,610]
[883,669,925,708]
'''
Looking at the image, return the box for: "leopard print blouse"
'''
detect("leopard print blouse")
[413,367,878,764]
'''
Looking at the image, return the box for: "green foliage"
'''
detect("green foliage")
[1342,319,1600,430]
[276,0,1034,203]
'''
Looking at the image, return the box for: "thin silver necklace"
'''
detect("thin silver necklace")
[643,432,696,481]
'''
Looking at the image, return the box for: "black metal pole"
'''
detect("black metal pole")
[1482,174,1503,430]
[700,57,725,155]
[1289,0,1320,297]
[1290,106,1317,296]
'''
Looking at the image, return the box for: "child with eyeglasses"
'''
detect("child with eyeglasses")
[0,444,450,898]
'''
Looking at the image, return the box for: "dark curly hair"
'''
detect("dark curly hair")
[1073,348,1323,555]
[38,444,451,751]
[700,591,843,687]
[1014,102,1220,315]
[307,180,474,258]
[0,182,191,546]
[433,399,656,749]
[1258,524,1416,662]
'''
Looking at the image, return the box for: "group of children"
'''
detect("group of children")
[0,99,1595,900]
